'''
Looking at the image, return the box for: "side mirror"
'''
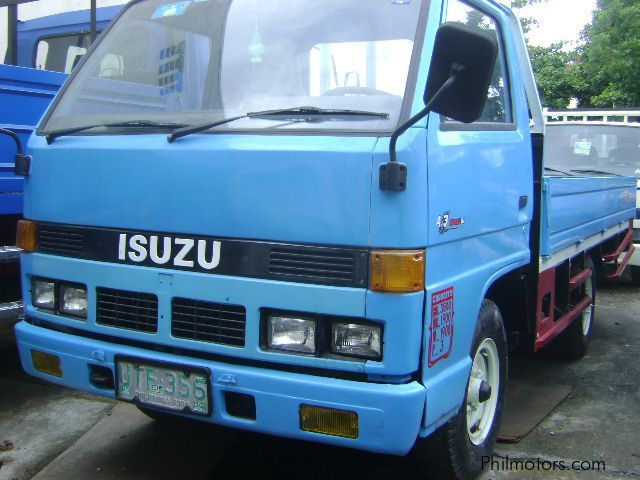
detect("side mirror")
[381,22,499,192]
[424,22,499,124]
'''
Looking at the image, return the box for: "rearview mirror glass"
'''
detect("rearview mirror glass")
[424,22,499,124]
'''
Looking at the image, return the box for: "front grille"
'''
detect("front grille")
[38,225,86,255]
[269,247,359,285]
[96,288,158,333]
[172,298,245,347]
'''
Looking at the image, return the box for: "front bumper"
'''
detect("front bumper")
[16,320,427,455]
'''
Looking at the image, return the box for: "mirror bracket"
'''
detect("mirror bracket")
[379,68,461,192]
[0,127,29,177]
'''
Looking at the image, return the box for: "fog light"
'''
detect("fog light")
[300,404,358,439]
[332,323,382,359]
[32,279,55,310]
[267,315,316,354]
[59,284,88,318]
[31,350,62,377]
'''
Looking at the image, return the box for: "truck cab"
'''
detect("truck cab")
[12,1,635,478]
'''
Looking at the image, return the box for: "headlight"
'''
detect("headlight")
[59,284,88,318]
[267,315,316,354]
[32,279,55,310]
[332,323,382,359]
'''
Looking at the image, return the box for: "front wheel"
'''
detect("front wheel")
[413,300,508,480]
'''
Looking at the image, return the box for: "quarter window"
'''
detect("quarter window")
[444,0,512,124]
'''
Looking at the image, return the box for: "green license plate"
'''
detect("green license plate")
[115,356,211,416]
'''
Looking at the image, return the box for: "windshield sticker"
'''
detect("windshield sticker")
[152,1,192,19]
[573,140,592,156]
[429,287,454,367]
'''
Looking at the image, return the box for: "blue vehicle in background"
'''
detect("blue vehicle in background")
[0,1,120,347]
[6,0,637,478]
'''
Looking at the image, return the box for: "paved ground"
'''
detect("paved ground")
[1,281,638,480]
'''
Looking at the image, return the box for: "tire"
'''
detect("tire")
[412,300,508,480]
[555,257,596,359]
[630,266,640,287]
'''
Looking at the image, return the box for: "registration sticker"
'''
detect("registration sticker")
[573,140,592,156]
[152,1,192,19]
[428,287,454,367]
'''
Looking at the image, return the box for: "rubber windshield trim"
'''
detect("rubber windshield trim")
[37,0,431,137]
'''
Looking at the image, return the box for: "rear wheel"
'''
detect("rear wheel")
[413,300,507,480]
[555,257,596,359]
[630,266,640,286]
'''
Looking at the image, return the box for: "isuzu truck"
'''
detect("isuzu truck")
[9,1,636,478]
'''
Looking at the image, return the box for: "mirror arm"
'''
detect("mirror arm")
[381,69,462,191]
[0,127,31,177]
[0,127,24,155]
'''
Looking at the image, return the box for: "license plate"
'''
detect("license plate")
[115,356,211,416]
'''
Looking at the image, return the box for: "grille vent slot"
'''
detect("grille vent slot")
[97,288,158,333]
[38,225,86,255]
[172,298,246,347]
[269,248,357,284]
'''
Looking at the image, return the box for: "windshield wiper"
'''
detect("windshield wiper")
[167,106,390,143]
[544,166,574,176]
[570,168,622,177]
[45,120,189,144]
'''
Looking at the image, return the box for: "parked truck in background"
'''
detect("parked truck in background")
[9,1,636,478]
[0,4,120,347]
[544,109,640,284]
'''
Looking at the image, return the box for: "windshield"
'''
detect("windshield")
[544,124,640,177]
[41,0,426,135]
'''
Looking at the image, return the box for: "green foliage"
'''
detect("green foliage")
[529,44,578,108]
[576,0,640,107]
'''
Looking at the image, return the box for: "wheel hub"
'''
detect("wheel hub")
[466,338,500,445]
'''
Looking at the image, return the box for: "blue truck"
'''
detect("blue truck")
[0,4,120,346]
[6,0,636,478]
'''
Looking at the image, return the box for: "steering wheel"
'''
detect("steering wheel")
[321,86,393,96]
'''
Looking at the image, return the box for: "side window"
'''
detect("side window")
[444,0,513,124]
[35,34,93,73]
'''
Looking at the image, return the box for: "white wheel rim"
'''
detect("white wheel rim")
[466,338,500,445]
[582,275,593,336]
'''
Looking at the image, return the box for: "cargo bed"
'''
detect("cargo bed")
[541,175,636,259]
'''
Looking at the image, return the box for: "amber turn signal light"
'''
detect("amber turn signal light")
[370,249,425,293]
[16,219,37,252]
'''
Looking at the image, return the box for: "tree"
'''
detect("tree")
[511,0,548,35]
[576,0,640,107]
[528,43,578,108]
